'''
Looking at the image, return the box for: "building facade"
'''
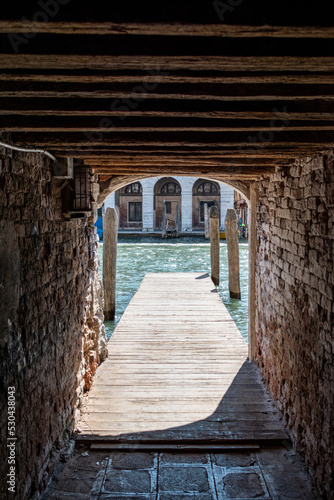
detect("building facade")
[104,177,235,232]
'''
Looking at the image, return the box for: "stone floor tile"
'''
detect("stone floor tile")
[42,447,321,500]
[66,451,109,471]
[90,467,108,497]
[256,447,300,468]
[158,466,211,493]
[221,471,268,499]
[158,494,215,500]
[47,470,101,495]
[109,451,156,469]
[260,466,321,499]
[212,453,257,468]
[103,469,154,494]
[100,494,156,500]
[160,453,210,465]
[44,493,91,499]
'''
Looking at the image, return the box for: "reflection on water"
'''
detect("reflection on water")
[97,236,249,342]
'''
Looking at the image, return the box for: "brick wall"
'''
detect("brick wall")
[0,148,107,499]
[119,194,143,229]
[192,194,220,229]
[155,195,181,230]
[256,151,334,499]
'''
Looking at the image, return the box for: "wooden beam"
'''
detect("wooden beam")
[1,33,334,58]
[40,147,324,157]
[1,98,333,117]
[3,126,334,133]
[91,166,276,176]
[1,23,334,38]
[0,74,333,85]
[72,155,278,163]
[11,131,334,146]
[2,116,334,133]
[89,161,277,169]
[2,82,334,99]
[1,55,334,72]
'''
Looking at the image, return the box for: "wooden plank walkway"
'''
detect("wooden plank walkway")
[78,273,289,447]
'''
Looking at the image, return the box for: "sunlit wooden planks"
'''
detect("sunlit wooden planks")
[77,273,289,445]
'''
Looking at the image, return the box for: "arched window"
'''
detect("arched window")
[160,182,181,194]
[197,182,218,194]
[125,182,142,194]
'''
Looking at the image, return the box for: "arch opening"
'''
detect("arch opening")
[192,179,220,231]
[99,175,251,349]
[154,177,182,231]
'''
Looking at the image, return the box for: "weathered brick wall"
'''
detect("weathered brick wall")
[256,150,334,499]
[192,194,220,229]
[155,195,181,230]
[0,148,107,499]
[118,194,143,229]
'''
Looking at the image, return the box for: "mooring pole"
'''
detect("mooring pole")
[248,182,259,361]
[225,209,241,299]
[103,207,118,320]
[162,200,167,239]
[176,202,180,237]
[204,203,210,239]
[210,205,220,286]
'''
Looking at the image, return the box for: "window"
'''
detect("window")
[200,201,217,222]
[165,201,171,214]
[125,182,142,194]
[128,202,142,222]
[160,182,181,194]
[197,182,218,194]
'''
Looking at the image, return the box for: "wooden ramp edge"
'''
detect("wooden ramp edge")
[77,273,290,447]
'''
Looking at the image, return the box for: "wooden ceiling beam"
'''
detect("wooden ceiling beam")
[1,98,333,115]
[45,148,305,159]
[1,23,334,38]
[1,110,332,123]
[92,165,276,172]
[1,55,334,72]
[0,22,332,172]
[76,156,278,165]
[2,83,334,99]
[1,33,334,58]
[11,131,334,145]
[4,126,334,134]
[0,74,333,85]
[90,163,276,170]
[93,170,270,179]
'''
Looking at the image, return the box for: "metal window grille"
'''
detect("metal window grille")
[71,165,92,212]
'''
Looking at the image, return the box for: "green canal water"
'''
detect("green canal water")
[97,236,249,342]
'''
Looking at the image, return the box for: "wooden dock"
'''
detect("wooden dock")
[78,273,289,447]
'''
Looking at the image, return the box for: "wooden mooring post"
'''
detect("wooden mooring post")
[103,207,118,320]
[225,209,241,299]
[210,205,220,286]
[162,200,167,239]
[204,203,210,239]
[176,203,181,237]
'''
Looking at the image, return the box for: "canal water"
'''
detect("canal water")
[97,236,249,342]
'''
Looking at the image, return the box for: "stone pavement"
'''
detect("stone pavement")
[42,444,321,499]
